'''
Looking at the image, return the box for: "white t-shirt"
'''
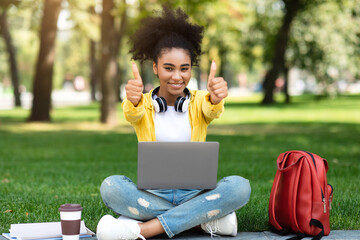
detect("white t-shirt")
[154,106,191,142]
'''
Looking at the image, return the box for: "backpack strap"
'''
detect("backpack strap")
[269,152,291,231]
[283,219,324,240]
[269,169,283,230]
[309,219,325,240]
[270,225,292,235]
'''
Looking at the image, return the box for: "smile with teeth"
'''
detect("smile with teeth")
[169,83,183,88]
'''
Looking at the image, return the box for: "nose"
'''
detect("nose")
[172,70,182,81]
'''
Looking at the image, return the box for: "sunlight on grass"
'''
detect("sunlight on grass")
[221,94,360,125]
[1,95,359,135]
[1,122,135,133]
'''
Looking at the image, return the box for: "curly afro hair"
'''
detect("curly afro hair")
[129,6,204,66]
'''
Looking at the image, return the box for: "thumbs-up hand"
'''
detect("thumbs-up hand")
[125,62,144,106]
[207,61,228,105]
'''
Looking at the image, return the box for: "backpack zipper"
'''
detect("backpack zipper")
[303,151,327,213]
[303,151,317,170]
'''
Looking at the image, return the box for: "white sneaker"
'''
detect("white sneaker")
[201,212,238,237]
[96,214,145,240]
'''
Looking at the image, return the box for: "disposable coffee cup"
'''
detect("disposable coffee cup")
[59,204,83,240]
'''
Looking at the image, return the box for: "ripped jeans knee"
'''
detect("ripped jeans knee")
[100,175,174,220]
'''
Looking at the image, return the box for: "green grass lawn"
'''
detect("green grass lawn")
[0,94,359,233]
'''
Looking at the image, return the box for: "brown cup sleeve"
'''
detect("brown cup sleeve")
[61,220,81,235]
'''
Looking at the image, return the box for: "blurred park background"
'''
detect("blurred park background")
[1,0,360,234]
[0,0,360,121]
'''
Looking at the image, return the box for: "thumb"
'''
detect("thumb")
[132,62,142,82]
[208,60,216,82]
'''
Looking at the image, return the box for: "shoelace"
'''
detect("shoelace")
[204,219,220,238]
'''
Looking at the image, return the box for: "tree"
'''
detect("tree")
[114,0,128,101]
[199,1,246,88]
[55,0,102,98]
[100,0,118,125]
[0,0,21,107]
[88,5,98,101]
[261,0,309,104]
[245,0,359,102]
[287,0,360,97]
[28,0,62,122]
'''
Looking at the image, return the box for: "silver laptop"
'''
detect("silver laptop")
[137,141,219,189]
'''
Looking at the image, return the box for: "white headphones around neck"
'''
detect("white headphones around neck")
[151,86,191,113]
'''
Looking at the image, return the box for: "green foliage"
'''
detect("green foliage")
[0,0,360,98]
[288,0,360,94]
[0,40,7,80]
[0,0,21,9]
[240,0,360,96]
[55,30,90,88]
[1,1,42,91]
[1,95,360,232]
[66,0,100,41]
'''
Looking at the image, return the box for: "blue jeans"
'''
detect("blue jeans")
[100,175,251,238]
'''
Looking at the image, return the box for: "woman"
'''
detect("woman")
[97,6,251,240]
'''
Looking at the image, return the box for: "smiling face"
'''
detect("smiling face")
[153,48,192,106]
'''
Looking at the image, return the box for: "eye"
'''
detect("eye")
[164,67,173,71]
[181,68,189,72]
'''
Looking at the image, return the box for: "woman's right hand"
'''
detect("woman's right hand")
[125,62,144,106]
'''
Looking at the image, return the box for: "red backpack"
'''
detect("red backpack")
[269,151,333,240]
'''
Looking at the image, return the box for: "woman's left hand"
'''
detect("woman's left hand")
[207,60,228,105]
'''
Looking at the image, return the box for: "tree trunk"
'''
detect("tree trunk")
[283,66,290,103]
[195,66,201,90]
[0,10,21,107]
[89,39,97,101]
[114,0,127,102]
[28,0,62,122]
[100,0,117,125]
[89,6,98,102]
[219,46,230,88]
[261,0,303,104]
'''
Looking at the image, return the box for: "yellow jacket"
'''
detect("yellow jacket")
[121,88,224,142]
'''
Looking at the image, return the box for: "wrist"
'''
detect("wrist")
[210,96,221,105]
